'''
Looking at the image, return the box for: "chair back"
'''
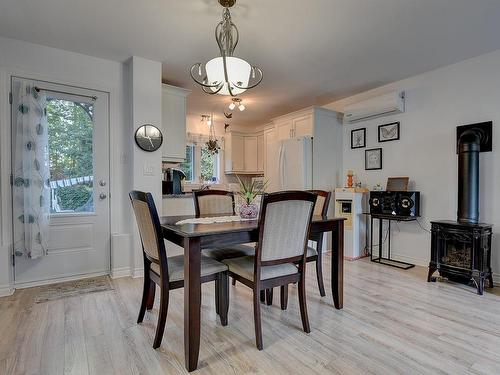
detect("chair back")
[193,189,235,217]
[129,191,168,278]
[256,191,317,268]
[307,190,331,217]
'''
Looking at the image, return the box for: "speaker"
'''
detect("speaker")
[369,191,384,214]
[369,191,420,217]
[395,191,420,217]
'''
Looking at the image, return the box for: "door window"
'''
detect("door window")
[46,98,94,213]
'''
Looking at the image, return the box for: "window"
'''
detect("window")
[179,145,194,181]
[47,98,94,213]
[179,144,219,183]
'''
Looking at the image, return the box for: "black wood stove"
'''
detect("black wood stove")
[428,122,494,294]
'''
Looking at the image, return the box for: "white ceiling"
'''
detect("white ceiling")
[1,0,500,127]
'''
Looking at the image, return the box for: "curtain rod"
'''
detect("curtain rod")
[34,86,97,101]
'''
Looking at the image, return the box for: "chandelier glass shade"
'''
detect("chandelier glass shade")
[190,0,263,96]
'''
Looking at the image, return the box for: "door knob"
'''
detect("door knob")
[99,193,107,200]
[99,180,106,187]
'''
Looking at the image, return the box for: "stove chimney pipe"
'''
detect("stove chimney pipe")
[457,129,481,224]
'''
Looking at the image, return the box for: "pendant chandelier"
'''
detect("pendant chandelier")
[190,0,263,96]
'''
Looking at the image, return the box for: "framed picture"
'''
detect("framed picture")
[378,121,400,142]
[351,128,366,149]
[365,148,383,170]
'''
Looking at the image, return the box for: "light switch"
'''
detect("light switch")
[143,163,154,176]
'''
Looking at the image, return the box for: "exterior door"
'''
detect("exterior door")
[12,78,110,285]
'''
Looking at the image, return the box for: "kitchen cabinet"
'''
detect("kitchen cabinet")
[161,84,190,162]
[257,134,264,172]
[263,127,276,179]
[225,131,264,174]
[275,111,313,140]
[244,136,258,172]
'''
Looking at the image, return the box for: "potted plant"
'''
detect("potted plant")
[236,175,266,220]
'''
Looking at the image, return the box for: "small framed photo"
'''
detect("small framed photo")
[378,122,400,142]
[351,128,366,149]
[365,148,383,170]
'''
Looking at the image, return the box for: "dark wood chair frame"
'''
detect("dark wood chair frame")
[264,190,332,309]
[193,189,243,286]
[130,190,229,349]
[226,191,317,350]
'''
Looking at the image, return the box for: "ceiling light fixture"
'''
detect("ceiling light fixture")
[190,0,263,96]
[228,97,245,111]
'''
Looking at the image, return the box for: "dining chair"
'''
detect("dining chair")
[130,190,229,349]
[221,191,317,350]
[193,189,255,284]
[265,190,331,308]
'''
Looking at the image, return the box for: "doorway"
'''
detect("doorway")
[12,78,111,286]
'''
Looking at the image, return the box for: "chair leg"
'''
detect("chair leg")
[265,288,273,306]
[260,290,265,302]
[316,256,326,297]
[280,284,288,310]
[146,282,156,310]
[298,273,311,334]
[137,272,151,324]
[253,288,263,350]
[218,272,229,326]
[215,276,220,316]
[153,286,169,349]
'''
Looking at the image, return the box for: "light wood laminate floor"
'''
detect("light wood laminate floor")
[1,254,499,375]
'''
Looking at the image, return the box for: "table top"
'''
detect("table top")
[161,215,345,238]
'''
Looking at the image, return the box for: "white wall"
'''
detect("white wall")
[127,57,162,277]
[324,49,500,281]
[0,36,163,292]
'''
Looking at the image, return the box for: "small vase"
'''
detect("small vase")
[239,202,259,220]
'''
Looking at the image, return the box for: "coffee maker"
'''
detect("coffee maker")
[163,168,186,195]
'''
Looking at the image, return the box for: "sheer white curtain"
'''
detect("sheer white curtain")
[12,78,51,259]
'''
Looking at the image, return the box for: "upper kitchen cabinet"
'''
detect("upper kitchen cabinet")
[274,109,314,140]
[161,84,190,162]
[225,131,264,175]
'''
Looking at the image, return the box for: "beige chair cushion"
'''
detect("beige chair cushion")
[313,195,326,216]
[150,255,228,282]
[261,200,314,262]
[131,199,159,260]
[222,256,298,281]
[197,195,233,216]
[306,246,317,257]
[203,244,255,261]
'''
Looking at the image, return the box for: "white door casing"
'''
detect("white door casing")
[12,79,111,286]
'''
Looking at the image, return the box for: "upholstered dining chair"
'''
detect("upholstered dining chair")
[130,190,229,349]
[265,190,332,308]
[222,191,317,350]
[193,189,255,284]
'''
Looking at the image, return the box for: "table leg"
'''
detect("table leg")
[331,220,344,309]
[184,237,201,372]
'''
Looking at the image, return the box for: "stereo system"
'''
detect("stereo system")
[369,191,420,217]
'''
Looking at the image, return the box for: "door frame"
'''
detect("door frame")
[1,68,119,290]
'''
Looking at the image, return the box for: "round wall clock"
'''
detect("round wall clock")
[135,124,163,152]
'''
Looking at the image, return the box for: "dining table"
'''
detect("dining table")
[160,214,345,372]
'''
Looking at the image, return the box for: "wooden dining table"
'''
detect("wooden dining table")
[160,214,345,372]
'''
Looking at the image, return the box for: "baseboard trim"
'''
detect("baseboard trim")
[132,267,144,278]
[0,285,14,297]
[110,267,132,279]
[15,270,109,289]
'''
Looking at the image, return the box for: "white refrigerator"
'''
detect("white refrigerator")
[267,136,313,192]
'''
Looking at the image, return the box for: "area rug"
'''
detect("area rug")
[35,276,114,303]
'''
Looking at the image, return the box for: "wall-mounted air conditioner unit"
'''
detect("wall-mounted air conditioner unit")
[343,91,405,123]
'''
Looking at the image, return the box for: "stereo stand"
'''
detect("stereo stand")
[367,214,417,270]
